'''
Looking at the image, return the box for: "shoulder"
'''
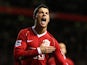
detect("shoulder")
[19,27,31,33]
[18,27,32,36]
[47,32,55,38]
[47,32,59,43]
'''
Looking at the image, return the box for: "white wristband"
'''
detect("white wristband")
[37,47,42,54]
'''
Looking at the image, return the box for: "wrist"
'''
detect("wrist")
[37,47,42,54]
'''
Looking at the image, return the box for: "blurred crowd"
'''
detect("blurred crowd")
[0,0,87,65]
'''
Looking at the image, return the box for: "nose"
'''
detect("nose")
[43,12,46,16]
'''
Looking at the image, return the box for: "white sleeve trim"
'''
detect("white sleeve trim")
[37,47,42,54]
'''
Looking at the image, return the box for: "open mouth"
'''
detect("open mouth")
[41,18,46,21]
[41,18,46,25]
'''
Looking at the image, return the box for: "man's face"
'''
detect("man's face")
[35,7,50,28]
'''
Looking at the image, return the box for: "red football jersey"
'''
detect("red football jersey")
[14,26,68,65]
[66,58,74,65]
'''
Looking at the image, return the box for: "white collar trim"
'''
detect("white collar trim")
[32,26,47,38]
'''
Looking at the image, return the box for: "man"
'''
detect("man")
[59,43,74,65]
[14,4,68,65]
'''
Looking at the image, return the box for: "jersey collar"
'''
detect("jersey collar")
[32,26,47,38]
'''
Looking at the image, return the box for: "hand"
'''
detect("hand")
[40,43,56,54]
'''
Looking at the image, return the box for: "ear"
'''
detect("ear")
[33,15,35,19]
[33,15,37,19]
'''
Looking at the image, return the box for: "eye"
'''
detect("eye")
[39,11,43,14]
[46,12,49,15]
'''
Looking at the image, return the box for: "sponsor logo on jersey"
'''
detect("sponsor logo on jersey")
[33,54,45,60]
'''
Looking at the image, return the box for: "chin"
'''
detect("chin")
[40,24,46,27]
[41,25,47,28]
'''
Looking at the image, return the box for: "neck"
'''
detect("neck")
[34,26,47,34]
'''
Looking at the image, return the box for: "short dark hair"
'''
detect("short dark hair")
[33,4,49,17]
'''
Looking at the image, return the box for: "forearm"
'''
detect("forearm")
[55,44,68,65]
[14,47,39,59]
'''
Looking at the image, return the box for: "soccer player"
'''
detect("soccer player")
[14,4,68,65]
[59,42,74,65]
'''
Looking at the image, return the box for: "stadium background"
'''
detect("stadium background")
[0,0,87,65]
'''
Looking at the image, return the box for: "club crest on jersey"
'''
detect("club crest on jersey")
[42,39,50,46]
[15,40,22,47]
